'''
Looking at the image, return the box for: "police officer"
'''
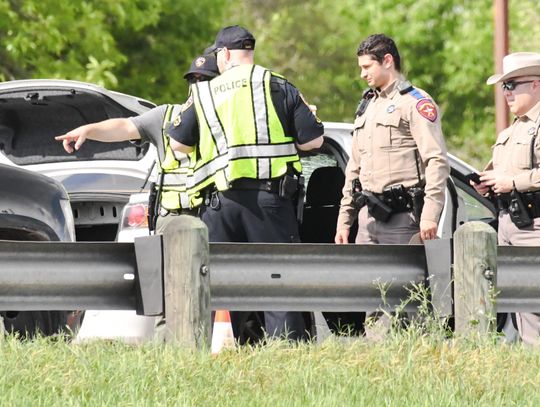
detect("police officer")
[168,25,324,341]
[472,52,540,345]
[55,53,219,233]
[335,34,449,245]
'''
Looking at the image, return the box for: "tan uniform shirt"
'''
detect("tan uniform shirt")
[492,101,540,191]
[337,78,449,230]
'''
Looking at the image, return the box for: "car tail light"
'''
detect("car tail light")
[116,193,151,241]
[122,203,148,228]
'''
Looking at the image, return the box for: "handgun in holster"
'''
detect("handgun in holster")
[408,187,425,224]
[351,178,366,210]
[363,190,393,222]
[508,188,533,229]
[279,172,304,223]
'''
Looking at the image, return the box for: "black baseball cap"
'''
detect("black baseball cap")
[207,25,256,52]
[183,53,219,82]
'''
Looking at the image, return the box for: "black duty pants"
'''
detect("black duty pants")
[200,188,307,341]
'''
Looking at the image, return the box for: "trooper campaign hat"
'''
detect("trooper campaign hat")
[487,52,540,85]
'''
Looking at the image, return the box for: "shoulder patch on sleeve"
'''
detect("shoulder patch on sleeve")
[415,99,438,122]
[181,95,193,112]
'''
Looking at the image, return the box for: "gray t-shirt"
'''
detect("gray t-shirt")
[130,104,179,145]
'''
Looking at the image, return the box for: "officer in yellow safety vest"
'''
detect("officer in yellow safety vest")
[56,53,219,233]
[168,25,324,342]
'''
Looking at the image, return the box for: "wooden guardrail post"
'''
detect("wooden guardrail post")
[161,215,211,348]
[453,221,498,336]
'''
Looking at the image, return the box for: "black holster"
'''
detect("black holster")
[147,182,158,233]
[351,178,366,210]
[295,176,305,224]
[408,187,425,224]
[279,171,304,223]
[363,191,393,222]
[508,188,533,229]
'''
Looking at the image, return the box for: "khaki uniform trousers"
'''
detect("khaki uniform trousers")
[355,206,420,340]
[498,211,540,346]
[355,206,420,244]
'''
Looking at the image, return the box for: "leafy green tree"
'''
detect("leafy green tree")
[0,0,225,104]
[225,0,539,167]
[2,0,539,165]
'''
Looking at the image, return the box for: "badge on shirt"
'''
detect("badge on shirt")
[416,99,438,122]
[529,127,536,135]
[173,115,182,127]
[386,104,396,113]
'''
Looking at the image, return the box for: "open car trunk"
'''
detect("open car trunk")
[0,80,155,241]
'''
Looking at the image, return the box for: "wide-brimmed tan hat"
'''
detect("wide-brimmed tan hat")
[487,52,540,85]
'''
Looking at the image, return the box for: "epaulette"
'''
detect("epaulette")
[399,81,426,100]
[397,80,413,94]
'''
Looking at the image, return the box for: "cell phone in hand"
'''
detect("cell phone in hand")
[465,172,482,184]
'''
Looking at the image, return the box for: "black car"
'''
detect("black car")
[0,163,79,337]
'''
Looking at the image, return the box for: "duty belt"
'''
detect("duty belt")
[159,207,198,217]
[496,191,540,218]
[372,190,414,213]
[228,178,281,193]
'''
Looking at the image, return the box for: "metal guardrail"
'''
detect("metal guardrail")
[1,235,540,315]
[0,240,137,310]
[498,246,540,312]
[210,242,428,312]
[0,238,445,314]
[0,236,163,314]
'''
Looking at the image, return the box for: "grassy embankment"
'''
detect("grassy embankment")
[1,326,540,406]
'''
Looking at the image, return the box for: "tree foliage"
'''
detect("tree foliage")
[225,0,540,167]
[0,0,225,104]
[1,0,539,166]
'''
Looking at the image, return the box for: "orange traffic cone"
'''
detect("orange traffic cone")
[211,310,235,355]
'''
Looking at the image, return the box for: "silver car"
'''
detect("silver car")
[0,79,156,242]
[0,79,499,341]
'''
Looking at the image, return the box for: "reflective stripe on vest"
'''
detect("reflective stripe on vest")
[157,104,191,210]
[188,65,301,200]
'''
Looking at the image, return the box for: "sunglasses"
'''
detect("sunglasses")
[501,80,534,91]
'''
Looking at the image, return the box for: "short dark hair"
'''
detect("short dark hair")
[356,34,401,72]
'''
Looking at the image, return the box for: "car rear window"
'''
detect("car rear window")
[0,89,149,165]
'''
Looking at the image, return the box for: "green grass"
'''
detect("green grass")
[1,332,540,407]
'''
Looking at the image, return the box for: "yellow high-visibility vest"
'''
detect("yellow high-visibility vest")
[188,65,301,206]
[156,104,192,210]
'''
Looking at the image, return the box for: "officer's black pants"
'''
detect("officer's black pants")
[200,188,308,341]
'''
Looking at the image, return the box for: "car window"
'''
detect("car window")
[455,184,494,221]
[300,154,338,185]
